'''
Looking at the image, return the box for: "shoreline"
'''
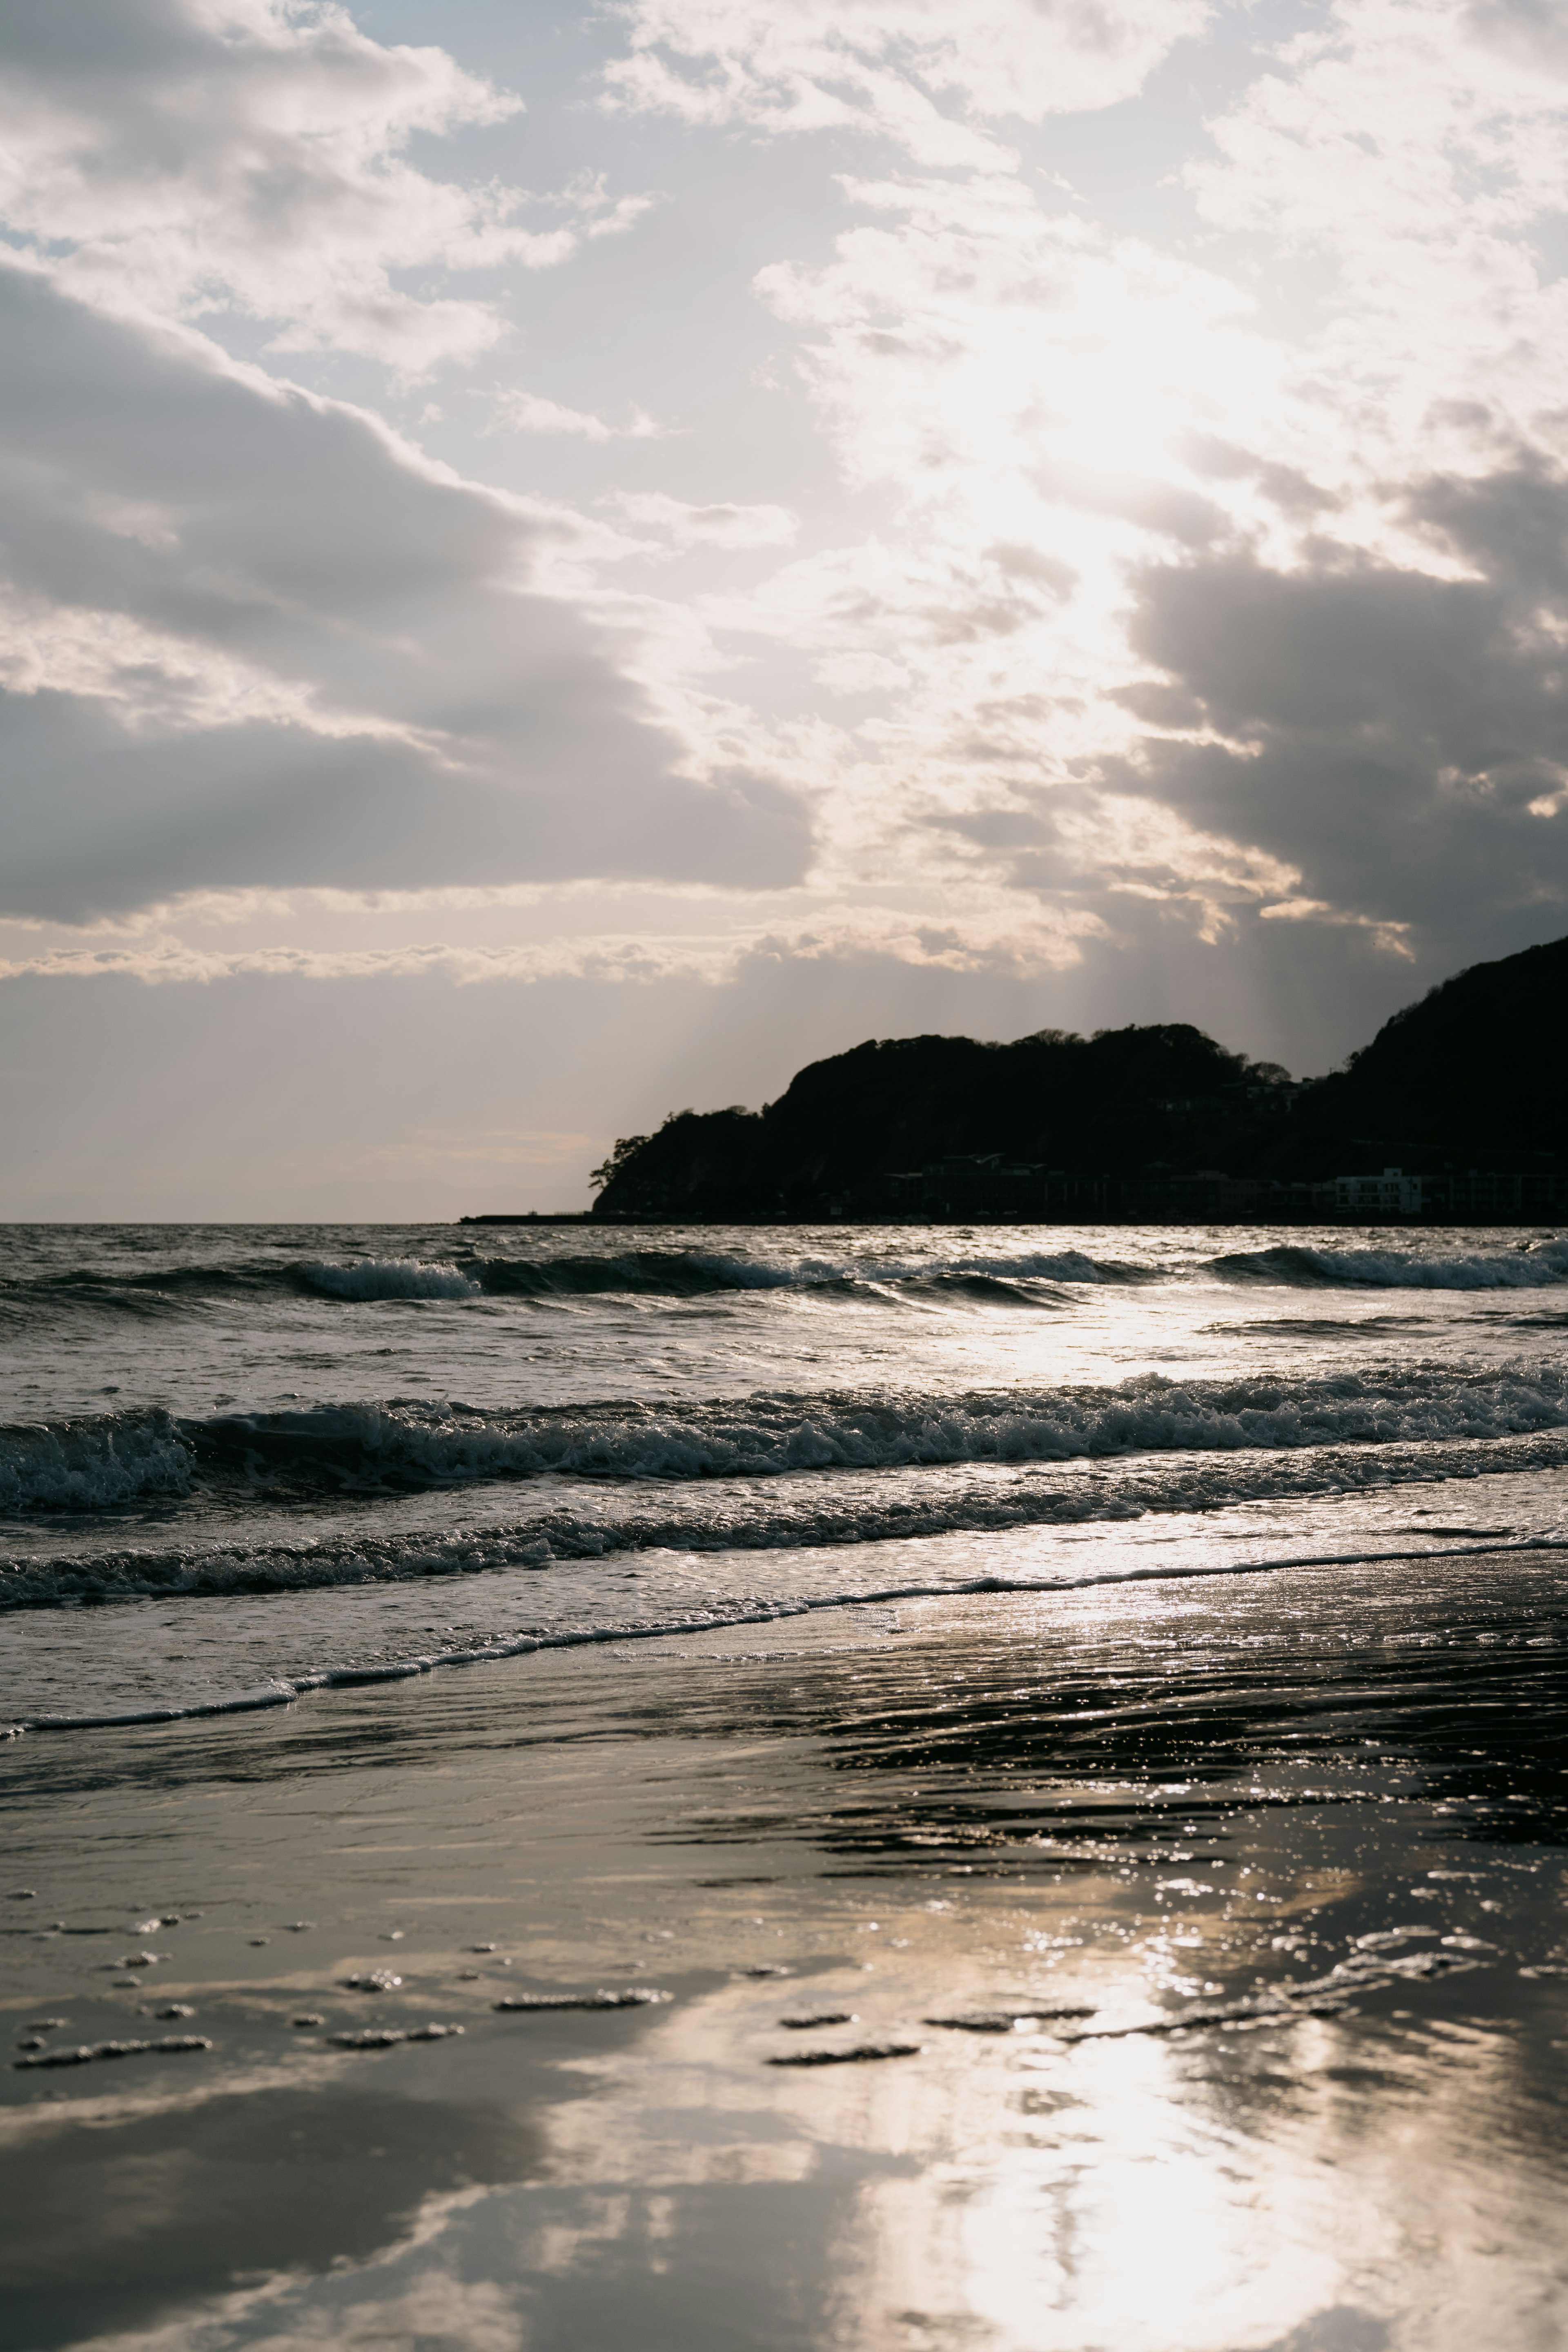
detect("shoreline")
[8,1527,1568,1738]
[6,1555,1568,2347]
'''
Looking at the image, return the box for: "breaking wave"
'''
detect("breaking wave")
[1212,1239,1568,1290]
[7,1423,1568,1610]
[0,1410,194,1512]
[0,1242,1138,1322]
[6,1361,1568,1516]
[6,1235,1566,1330]
[301,1257,483,1301]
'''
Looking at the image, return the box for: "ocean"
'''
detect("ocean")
[4,1220,1568,2350]
[5,1218,1568,1724]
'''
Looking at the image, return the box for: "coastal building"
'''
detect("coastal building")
[1334,1167,1424,1216]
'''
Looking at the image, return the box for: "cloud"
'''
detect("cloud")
[490,392,665,441]
[1117,539,1568,939]
[1067,0,1568,951]
[0,899,1102,986]
[1190,0,1568,262]
[1257,898,1414,956]
[657,0,1568,980]
[683,172,1285,927]
[6,0,1568,1041]
[604,0,1212,165]
[606,492,800,548]
[1464,0,1568,76]
[0,260,813,921]
[0,0,648,370]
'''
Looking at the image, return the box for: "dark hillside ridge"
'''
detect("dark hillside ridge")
[581,932,1568,1223]
[1296,932,1568,1158]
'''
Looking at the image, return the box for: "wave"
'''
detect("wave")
[0,1253,485,1311]
[1211,1239,1568,1290]
[301,1257,482,1301]
[0,1242,1149,1325]
[8,1424,1568,1608]
[683,1245,1136,1290]
[0,1410,194,1511]
[6,1360,1568,1521]
[7,1234,1564,1326]
[9,1526,1566,1723]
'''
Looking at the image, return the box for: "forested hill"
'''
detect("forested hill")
[590,1023,1286,1218]
[1296,932,1568,1159]
[589,933,1568,1219]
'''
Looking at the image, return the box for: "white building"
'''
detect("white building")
[1334,1166,1423,1216]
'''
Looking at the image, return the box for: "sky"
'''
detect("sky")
[2,0,1567,1217]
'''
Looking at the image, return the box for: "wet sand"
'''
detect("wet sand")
[4,1543,1568,2352]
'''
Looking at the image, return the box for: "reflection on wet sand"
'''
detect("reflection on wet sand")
[2,1542,1566,2350]
[1,2087,541,2352]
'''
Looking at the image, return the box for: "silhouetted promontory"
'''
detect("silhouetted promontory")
[570,933,1568,1223]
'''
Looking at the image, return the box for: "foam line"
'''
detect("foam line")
[11,1357,1568,1512]
[11,1425,1568,1609]
[8,1535,1564,1738]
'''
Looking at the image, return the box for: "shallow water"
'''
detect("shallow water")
[2,1221,1566,2349]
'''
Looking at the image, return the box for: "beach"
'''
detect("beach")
[3,1221,1568,2347]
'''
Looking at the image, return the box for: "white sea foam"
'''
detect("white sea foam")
[13,2036,212,2068]
[302,1257,483,1301]
[605,1237,1568,1295]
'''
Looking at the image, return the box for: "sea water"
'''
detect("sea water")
[4,1219,1566,1724]
[6,1220,1568,2352]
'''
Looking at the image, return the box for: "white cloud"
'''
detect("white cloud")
[1184,0,1568,497]
[0,895,1103,986]
[0,581,434,747]
[1258,897,1414,956]
[676,173,1287,928]
[0,0,649,371]
[0,259,811,921]
[650,0,1568,966]
[491,392,665,441]
[604,0,1212,165]
[1193,0,1568,250]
